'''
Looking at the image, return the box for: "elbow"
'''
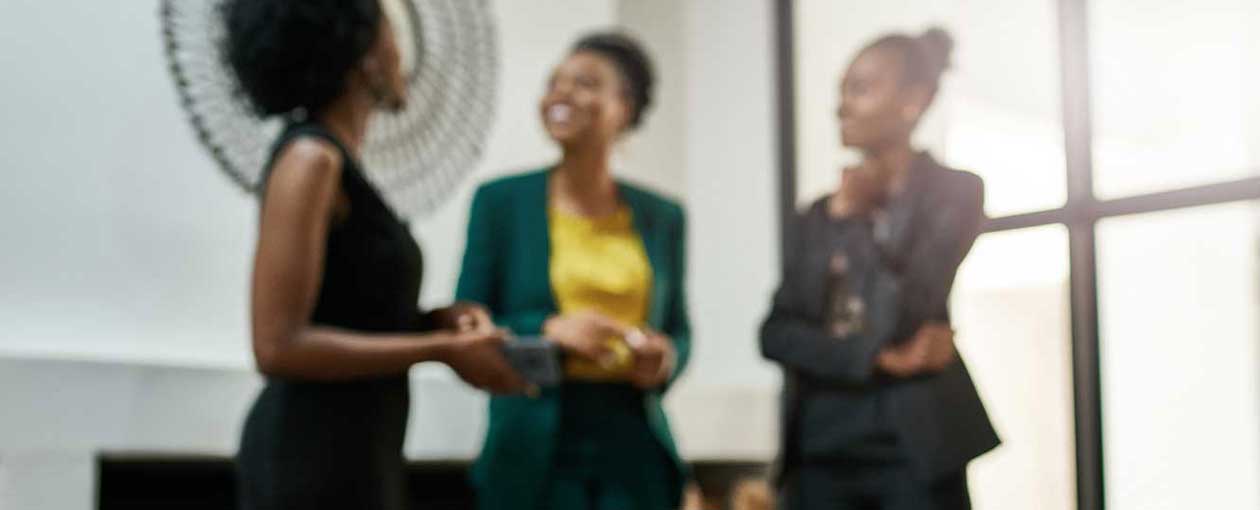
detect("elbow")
[253,343,283,377]
[252,335,292,378]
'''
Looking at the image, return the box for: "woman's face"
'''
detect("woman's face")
[539,51,631,148]
[366,13,407,111]
[837,47,921,151]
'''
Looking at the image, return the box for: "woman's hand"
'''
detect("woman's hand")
[626,329,676,390]
[438,327,528,394]
[542,311,629,366]
[830,162,888,218]
[430,302,494,332]
[877,322,957,378]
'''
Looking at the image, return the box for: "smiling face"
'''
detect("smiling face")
[539,50,632,149]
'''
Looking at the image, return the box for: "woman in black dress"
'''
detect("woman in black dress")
[224,1,524,509]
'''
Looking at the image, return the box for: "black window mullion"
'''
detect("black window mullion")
[983,208,1068,233]
[1056,0,1106,508]
[1090,176,1260,219]
[775,0,799,273]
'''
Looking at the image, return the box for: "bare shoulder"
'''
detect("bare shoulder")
[270,138,342,186]
[258,137,348,224]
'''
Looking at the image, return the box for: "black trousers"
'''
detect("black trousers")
[780,461,971,510]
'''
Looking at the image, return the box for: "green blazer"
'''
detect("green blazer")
[455,168,692,509]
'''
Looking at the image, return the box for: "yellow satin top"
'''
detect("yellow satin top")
[548,205,652,381]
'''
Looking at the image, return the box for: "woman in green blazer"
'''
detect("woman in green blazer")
[455,32,691,510]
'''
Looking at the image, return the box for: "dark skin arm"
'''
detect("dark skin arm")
[250,138,524,391]
[877,322,957,377]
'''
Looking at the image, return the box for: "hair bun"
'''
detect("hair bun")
[573,31,655,130]
[917,26,954,78]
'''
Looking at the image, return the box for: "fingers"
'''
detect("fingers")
[624,328,648,349]
[629,332,666,372]
[572,337,614,362]
[630,329,672,354]
[463,307,494,332]
[882,329,958,378]
[452,304,494,333]
[456,314,476,332]
[909,322,958,373]
[628,332,673,390]
[570,310,629,338]
[589,313,631,338]
[922,322,952,337]
[549,313,625,362]
[464,327,509,346]
[557,337,612,364]
[927,329,958,371]
[488,364,528,394]
[878,348,913,378]
[882,332,931,377]
[457,335,528,395]
[488,349,530,394]
[630,363,663,390]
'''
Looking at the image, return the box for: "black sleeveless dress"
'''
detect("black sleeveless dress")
[237,122,423,510]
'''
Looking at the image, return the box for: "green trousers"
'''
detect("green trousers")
[539,383,679,510]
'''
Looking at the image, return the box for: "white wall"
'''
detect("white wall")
[675,0,781,391]
[0,0,255,368]
[0,0,618,370]
[615,0,689,197]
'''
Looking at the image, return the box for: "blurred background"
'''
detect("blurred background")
[1,0,1257,509]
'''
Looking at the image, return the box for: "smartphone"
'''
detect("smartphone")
[499,338,562,387]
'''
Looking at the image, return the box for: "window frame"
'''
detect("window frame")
[773,1,1260,508]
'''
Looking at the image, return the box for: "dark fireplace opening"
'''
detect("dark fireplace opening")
[97,453,766,510]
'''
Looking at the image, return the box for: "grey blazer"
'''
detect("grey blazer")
[760,153,1000,482]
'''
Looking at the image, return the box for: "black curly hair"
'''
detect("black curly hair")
[572,31,655,130]
[222,0,383,117]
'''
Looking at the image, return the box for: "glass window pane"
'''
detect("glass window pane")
[1090,0,1260,199]
[951,225,1075,510]
[794,0,1066,217]
[1098,202,1260,509]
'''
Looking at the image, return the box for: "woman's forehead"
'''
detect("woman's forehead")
[846,46,904,83]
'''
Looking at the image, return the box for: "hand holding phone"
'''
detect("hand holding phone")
[499,338,562,388]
